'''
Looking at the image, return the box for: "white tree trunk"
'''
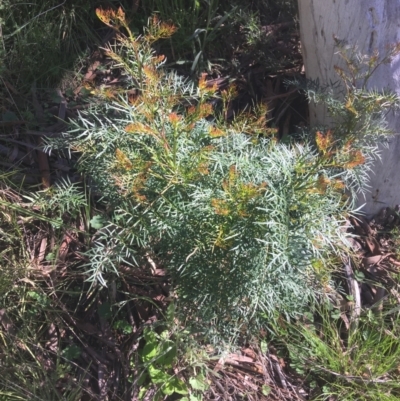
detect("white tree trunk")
[298,0,400,217]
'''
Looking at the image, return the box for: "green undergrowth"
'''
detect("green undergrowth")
[280,303,400,400]
[0,0,103,92]
[0,277,208,400]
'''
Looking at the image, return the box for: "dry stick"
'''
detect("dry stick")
[214,380,226,394]
[343,256,361,332]
[26,130,61,138]
[1,76,23,119]
[270,355,305,401]
[110,362,121,401]
[275,93,297,126]
[0,309,17,337]
[31,84,51,188]
[265,79,276,121]
[49,293,112,368]
[0,120,26,127]
[272,360,288,389]
[132,0,140,13]
[55,88,67,121]
[0,143,29,163]
[264,87,298,102]
[0,23,4,53]
[281,110,292,138]
[3,138,41,149]
[97,363,109,401]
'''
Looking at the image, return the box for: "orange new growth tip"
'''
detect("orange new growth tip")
[316,130,335,154]
[115,149,133,170]
[211,198,230,216]
[125,122,155,135]
[96,7,126,28]
[229,165,238,182]
[199,73,218,95]
[343,149,365,169]
[146,15,177,42]
[168,112,181,126]
[209,126,226,138]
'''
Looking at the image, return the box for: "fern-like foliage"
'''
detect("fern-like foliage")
[24,178,87,219]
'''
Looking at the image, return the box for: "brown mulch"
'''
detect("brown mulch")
[347,207,400,311]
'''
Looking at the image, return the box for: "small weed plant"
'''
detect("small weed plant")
[46,9,400,345]
[136,305,209,400]
[286,304,400,400]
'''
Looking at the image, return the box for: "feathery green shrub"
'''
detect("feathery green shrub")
[46,9,397,344]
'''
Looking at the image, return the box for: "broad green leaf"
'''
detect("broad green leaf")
[136,371,148,386]
[113,319,133,334]
[144,328,157,343]
[141,342,158,363]
[262,385,271,396]
[80,87,92,97]
[180,396,201,401]
[62,344,81,360]
[138,386,148,400]
[166,303,175,323]
[148,365,171,384]
[189,374,208,391]
[158,340,177,366]
[141,329,159,361]
[162,376,188,395]
[260,340,268,354]
[90,215,105,229]
[191,51,203,74]
[354,270,365,281]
